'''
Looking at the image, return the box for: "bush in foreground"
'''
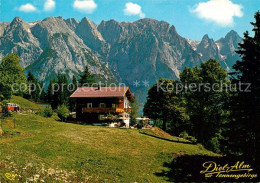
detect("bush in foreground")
[43,105,53,117]
[179,131,197,144]
[1,101,13,117]
[56,104,69,122]
[36,106,53,118]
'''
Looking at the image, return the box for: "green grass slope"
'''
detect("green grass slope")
[9,95,45,110]
[0,112,217,182]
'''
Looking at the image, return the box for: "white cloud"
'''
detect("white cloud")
[191,0,243,27]
[44,0,56,12]
[73,0,97,14]
[18,3,37,13]
[124,2,145,19]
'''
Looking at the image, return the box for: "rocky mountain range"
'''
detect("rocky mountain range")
[0,16,242,107]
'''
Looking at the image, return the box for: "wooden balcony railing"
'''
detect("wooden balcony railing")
[124,108,132,113]
[82,107,125,113]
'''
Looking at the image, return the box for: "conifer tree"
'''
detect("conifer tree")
[79,65,95,86]
[68,75,78,111]
[57,73,69,107]
[27,71,43,102]
[225,12,260,162]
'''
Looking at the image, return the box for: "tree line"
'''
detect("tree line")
[0,53,95,111]
[144,12,260,163]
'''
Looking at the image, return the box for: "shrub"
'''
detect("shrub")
[137,120,145,129]
[107,113,114,121]
[1,101,12,117]
[207,137,221,153]
[179,131,189,139]
[186,136,198,144]
[0,83,12,101]
[154,119,163,129]
[67,114,74,121]
[43,105,53,117]
[35,110,44,116]
[179,131,197,144]
[57,104,69,122]
[106,113,118,123]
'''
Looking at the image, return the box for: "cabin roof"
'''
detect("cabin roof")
[70,86,133,100]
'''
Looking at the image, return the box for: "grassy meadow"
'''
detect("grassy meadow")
[0,97,217,182]
[9,95,45,110]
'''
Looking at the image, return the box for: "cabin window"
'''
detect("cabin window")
[112,103,118,108]
[99,115,105,120]
[99,103,106,108]
[87,103,92,108]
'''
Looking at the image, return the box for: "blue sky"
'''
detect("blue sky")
[0,0,259,40]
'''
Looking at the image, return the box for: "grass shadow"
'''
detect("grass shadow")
[155,154,260,182]
[139,131,192,144]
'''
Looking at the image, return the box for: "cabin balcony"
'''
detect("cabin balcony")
[124,108,132,113]
[82,107,125,113]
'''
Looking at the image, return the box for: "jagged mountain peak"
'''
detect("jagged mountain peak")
[217,30,242,42]
[215,30,242,69]
[31,16,75,38]
[226,30,239,37]
[41,16,65,26]
[135,18,167,24]
[225,30,242,43]
[98,19,123,31]
[196,34,220,62]
[75,17,107,54]
[66,18,79,23]
[99,19,120,26]
[0,17,41,67]
[201,34,210,41]
[43,16,62,21]
[134,18,171,31]
[12,17,25,23]
[8,17,28,30]
[0,16,242,108]
[200,34,215,46]
[79,17,98,30]
[81,17,95,24]
[64,18,79,31]
[6,16,33,36]
[98,20,127,44]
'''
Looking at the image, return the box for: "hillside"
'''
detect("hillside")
[0,112,217,182]
[9,95,45,110]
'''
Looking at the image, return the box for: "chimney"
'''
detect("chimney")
[97,81,101,90]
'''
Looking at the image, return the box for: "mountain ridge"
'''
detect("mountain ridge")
[0,16,242,106]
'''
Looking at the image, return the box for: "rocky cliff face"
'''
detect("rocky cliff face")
[0,16,242,105]
[216,30,242,69]
[64,18,79,31]
[187,30,242,71]
[0,17,42,67]
[98,19,202,85]
[0,17,115,85]
[0,23,9,36]
[96,18,204,105]
[75,17,109,56]
[197,34,220,61]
